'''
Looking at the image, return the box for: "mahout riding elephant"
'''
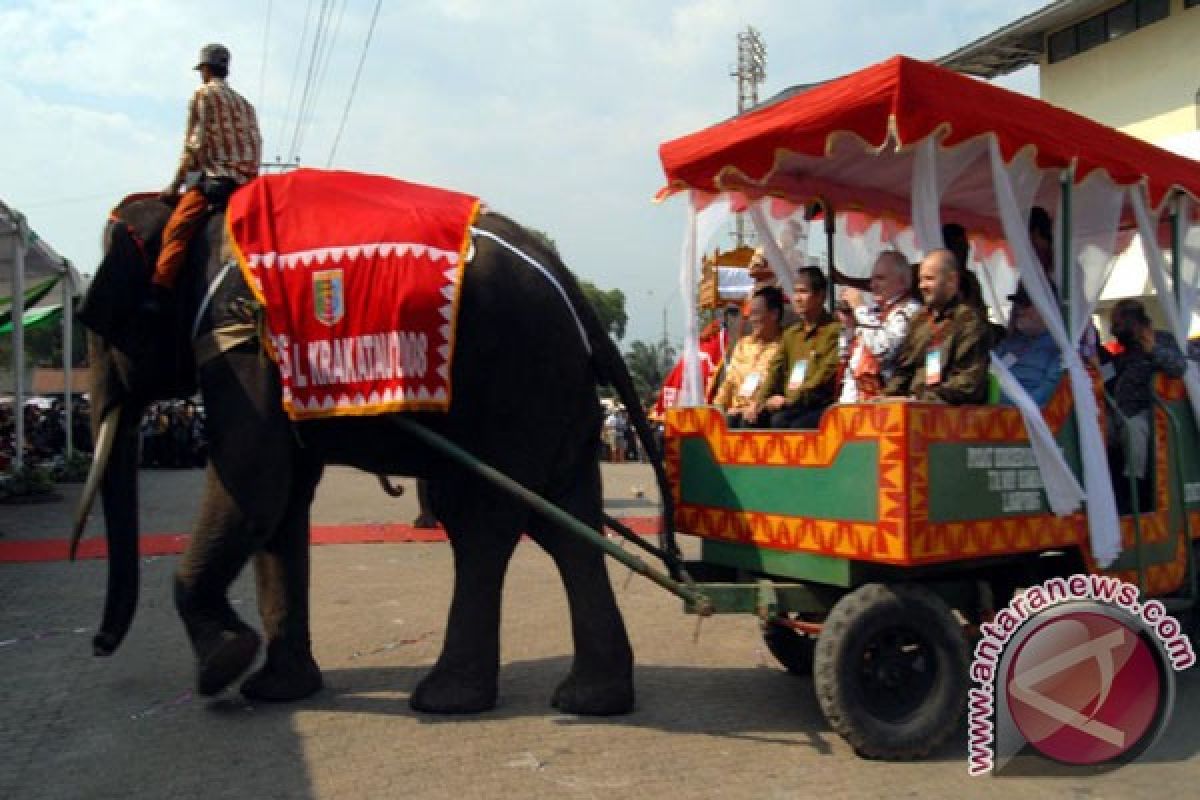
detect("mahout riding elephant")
[74,192,672,715]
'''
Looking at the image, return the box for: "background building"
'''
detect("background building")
[939,0,1200,157]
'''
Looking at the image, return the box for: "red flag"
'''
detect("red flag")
[653,321,726,416]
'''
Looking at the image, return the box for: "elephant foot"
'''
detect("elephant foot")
[551,673,634,716]
[410,669,497,714]
[196,628,262,696]
[241,660,324,703]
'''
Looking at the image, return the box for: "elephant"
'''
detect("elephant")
[73,191,674,715]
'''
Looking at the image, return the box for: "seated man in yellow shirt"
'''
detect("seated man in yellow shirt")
[744,267,842,428]
[712,287,785,428]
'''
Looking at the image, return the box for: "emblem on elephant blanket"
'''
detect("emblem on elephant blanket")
[313,269,345,326]
[227,168,481,419]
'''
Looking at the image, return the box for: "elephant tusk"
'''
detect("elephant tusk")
[70,408,119,561]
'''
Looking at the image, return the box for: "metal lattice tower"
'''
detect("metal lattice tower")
[732,26,767,113]
[731,26,766,246]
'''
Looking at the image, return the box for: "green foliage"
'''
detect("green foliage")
[580,280,628,342]
[524,226,627,342]
[0,463,56,500]
[624,339,676,404]
[54,450,93,483]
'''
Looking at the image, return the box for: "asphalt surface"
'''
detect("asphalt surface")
[1,463,1198,799]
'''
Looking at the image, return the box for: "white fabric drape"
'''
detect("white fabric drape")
[990,353,1085,510]
[976,248,1014,327]
[679,193,732,406]
[749,201,799,297]
[912,138,944,254]
[989,138,1119,565]
[1180,196,1200,336]
[1068,173,1125,346]
[1129,188,1200,429]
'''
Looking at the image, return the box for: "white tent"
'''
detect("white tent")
[1,197,84,471]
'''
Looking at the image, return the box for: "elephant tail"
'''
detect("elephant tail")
[584,309,683,573]
[481,213,681,573]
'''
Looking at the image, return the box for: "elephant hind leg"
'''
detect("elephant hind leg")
[409,480,524,714]
[528,457,634,716]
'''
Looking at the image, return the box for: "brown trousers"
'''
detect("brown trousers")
[153,188,209,288]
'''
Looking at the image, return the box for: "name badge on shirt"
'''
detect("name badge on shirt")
[925,349,943,386]
[738,372,761,398]
[787,360,808,391]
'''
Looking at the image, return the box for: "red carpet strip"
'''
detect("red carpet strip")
[0,517,661,563]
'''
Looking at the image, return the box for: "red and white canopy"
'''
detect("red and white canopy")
[658,55,1200,230]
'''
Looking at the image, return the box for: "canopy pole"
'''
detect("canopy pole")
[63,264,74,459]
[11,215,27,472]
[1058,170,1073,329]
[1171,193,1183,307]
[823,198,836,313]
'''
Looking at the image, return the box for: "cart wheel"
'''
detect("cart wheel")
[762,618,815,676]
[813,583,968,760]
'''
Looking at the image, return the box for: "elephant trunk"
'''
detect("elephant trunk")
[75,337,147,657]
[91,402,143,656]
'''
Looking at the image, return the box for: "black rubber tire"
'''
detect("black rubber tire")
[762,619,816,676]
[813,583,968,760]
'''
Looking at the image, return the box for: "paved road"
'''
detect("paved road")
[1,464,1197,799]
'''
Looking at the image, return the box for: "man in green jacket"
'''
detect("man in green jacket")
[884,249,989,404]
[744,266,842,428]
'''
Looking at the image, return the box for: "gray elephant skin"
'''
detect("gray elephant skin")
[74,196,668,716]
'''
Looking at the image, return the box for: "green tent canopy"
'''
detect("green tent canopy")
[0,303,63,334]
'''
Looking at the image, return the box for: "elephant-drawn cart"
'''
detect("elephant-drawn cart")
[645,56,1200,759]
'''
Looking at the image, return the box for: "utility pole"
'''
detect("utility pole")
[730,26,766,247]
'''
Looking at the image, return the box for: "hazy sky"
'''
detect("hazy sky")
[0,0,1042,345]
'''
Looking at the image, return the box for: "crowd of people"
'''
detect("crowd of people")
[139,401,208,468]
[0,397,210,471]
[602,404,660,463]
[705,209,1195,513]
[0,398,92,469]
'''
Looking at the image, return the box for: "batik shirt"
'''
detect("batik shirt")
[711,333,783,413]
[885,297,990,404]
[1108,331,1187,418]
[757,311,841,411]
[172,77,262,189]
[839,294,922,403]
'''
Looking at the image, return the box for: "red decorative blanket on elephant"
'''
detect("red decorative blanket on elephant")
[227,169,481,420]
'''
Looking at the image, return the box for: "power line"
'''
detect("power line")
[296,0,347,160]
[311,0,348,117]
[274,0,315,161]
[327,0,382,168]
[288,0,333,162]
[258,0,272,109]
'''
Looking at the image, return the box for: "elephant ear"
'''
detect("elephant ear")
[78,199,170,352]
[77,221,151,353]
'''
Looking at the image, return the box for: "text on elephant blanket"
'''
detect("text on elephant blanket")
[271,332,428,387]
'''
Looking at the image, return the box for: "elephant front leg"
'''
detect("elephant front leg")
[241,456,324,702]
[410,482,523,714]
[174,470,263,696]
